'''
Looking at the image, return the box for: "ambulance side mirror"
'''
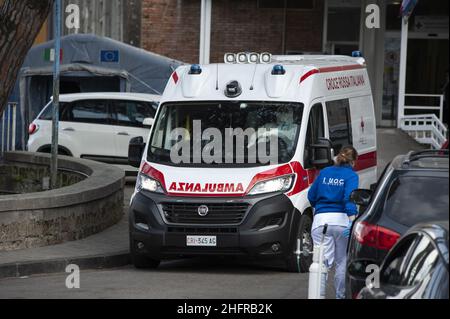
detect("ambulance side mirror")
[128,136,146,168]
[310,138,334,168]
[143,117,154,128]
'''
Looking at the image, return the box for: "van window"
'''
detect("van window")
[148,101,304,166]
[70,100,110,125]
[304,103,325,168]
[325,99,353,152]
[112,100,157,128]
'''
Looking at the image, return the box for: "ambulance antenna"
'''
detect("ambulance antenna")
[250,63,258,90]
[216,64,219,90]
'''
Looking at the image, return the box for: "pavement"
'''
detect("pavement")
[0,129,427,285]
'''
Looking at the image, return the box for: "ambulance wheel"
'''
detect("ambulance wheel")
[130,237,160,269]
[285,214,313,273]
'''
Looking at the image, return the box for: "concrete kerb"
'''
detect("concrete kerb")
[0,251,130,279]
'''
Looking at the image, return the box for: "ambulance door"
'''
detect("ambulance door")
[303,102,327,184]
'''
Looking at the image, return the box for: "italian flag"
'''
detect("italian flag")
[43,48,63,62]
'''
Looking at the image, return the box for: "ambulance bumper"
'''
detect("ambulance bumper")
[129,191,298,260]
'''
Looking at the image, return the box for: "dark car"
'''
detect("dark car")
[350,222,449,299]
[346,150,449,298]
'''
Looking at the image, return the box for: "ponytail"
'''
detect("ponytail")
[336,146,358,166]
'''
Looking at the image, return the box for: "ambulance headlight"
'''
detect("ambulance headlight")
[248,175,294,196]
[136,173,165,194]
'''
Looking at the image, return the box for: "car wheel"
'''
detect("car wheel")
[285,213,313,273]
[130,236,160,269]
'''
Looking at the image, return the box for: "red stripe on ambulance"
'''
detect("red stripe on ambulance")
[300,64,365,84]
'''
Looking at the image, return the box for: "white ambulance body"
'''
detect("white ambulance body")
[128,54,377,272]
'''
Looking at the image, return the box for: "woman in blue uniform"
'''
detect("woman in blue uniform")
[307,146,359,299]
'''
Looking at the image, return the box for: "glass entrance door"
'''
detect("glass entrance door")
[381,34,449,127]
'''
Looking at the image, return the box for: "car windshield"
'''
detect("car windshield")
[384,176,449,227]
[147,101,303,166]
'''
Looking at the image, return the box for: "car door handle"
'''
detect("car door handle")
[117,132,129,136]
[63,127,75,132]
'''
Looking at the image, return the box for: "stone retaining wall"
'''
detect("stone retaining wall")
[0,152,125,251]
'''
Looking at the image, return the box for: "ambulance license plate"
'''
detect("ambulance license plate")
[186,235,217,247]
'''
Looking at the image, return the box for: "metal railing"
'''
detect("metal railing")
[1,102,18,154]
[404,94,444,122]
[400,114,448,150]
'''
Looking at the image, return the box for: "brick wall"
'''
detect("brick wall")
[141,0,324,64]
[141,0,201,63]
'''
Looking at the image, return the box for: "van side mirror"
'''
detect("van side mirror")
[350,189,373,207]
[128,136,146,168]
[310,138,334,168]
[143,117,154,128]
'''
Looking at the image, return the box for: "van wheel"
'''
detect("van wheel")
[285,214,313,273]
[130,236,160,269]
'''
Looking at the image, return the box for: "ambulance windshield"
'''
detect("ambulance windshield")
[147,101,303,167]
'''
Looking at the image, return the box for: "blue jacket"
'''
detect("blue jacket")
[307,164,359,217]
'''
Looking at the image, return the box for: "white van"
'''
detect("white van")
[127,53,377,272]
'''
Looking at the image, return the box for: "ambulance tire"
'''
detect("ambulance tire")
[130,237,160,269]
[285,214,313,273]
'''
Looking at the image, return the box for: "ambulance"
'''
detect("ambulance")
[127,52,377,272]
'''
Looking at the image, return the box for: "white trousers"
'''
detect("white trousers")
[312,225,348,299]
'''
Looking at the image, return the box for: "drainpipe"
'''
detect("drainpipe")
[199,0,212,64]
[397,17,408,128]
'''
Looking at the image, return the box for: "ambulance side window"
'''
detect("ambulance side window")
[304,103,325,168]
[325,99,353,152]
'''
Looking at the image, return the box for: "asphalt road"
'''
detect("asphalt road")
[0,183,335,299]
[0,129,424,299]
[0,258,335,299]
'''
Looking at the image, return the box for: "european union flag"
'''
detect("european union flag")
[100,50,119,63]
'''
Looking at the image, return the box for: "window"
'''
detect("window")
[382,234,441,288]
[148,101,304,166]
[381,235,417,286]
[325,99,353,152]
[402,235,440,287]
[70,100,110,125]
[258,0,315,10]
[112,100,157,128]
[39,102,70,121]
[304,103,325,168]
[384,176,449,227]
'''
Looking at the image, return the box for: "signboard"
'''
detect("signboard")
[414,16,449,33]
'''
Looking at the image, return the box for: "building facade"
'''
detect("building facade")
[139,0,448,127]
[34,0,450,127]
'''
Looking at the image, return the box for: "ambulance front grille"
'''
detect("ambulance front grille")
[161,202,249,225]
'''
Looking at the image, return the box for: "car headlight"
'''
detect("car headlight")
[136,173,165,194]
[247,175,294,196]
